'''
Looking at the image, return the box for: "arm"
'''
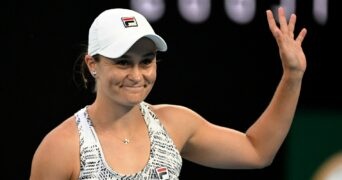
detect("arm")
[177,7,307,169]
[245,6,307,165]
[30,117,79,180]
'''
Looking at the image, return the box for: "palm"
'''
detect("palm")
[267,7,307,75]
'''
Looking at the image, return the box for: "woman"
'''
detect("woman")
[30,7,307,180]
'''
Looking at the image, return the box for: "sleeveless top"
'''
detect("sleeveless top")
[75,101,182,180]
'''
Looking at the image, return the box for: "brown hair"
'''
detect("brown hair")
[72,46,100,93]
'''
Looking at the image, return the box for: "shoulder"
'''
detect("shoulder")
[149,103,199,117]
[146,103,209,151]
[30,115,79,179]
[150,103,207,124]
[46,116,79,149]
[38,115,79,153]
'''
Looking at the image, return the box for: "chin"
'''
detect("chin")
[122,96,146,106]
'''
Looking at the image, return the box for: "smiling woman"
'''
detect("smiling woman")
[29,7,308,180]
[85,38,158,106]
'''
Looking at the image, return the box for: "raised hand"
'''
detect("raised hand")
[266,7,307,77]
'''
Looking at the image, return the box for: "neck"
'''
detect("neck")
[86,101,144,143]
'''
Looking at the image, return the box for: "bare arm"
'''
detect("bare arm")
[30,118,79,180]
[245,6,307,165]
[177,7,307,169]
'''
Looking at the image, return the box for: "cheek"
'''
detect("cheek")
[103,71,124,85]
[146,69,157,83]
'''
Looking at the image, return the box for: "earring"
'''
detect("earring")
[91,71,97,77]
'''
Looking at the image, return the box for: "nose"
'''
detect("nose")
[128,66,142,82]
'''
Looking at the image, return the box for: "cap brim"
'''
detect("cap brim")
[99,33,167,59]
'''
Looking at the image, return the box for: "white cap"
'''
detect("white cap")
[88,8,167,58]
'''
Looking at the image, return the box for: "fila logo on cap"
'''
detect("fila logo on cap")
[155,167,169,180]
[121,17,138,27]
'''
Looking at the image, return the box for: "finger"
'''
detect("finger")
[278,7,289,33]
[296,28,307,45]
[266,9,279,37]
[288,14,296,38]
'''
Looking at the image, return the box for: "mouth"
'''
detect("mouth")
[122,85,146,92]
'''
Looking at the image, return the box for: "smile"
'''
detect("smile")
[123,86,145,92]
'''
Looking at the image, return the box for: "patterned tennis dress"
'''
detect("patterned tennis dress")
[75,101,182,180]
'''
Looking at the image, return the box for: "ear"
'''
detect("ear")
[84,54,96,72]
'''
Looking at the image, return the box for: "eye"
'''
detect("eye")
[115,59,130,66]
[141,58,154,65]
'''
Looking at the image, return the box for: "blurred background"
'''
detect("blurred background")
[4,0,341,179]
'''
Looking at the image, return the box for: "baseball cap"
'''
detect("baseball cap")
[88,8,167,58]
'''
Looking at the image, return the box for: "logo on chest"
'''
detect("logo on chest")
[155,167,169,180]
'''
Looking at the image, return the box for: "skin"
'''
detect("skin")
[30,7,307,180]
